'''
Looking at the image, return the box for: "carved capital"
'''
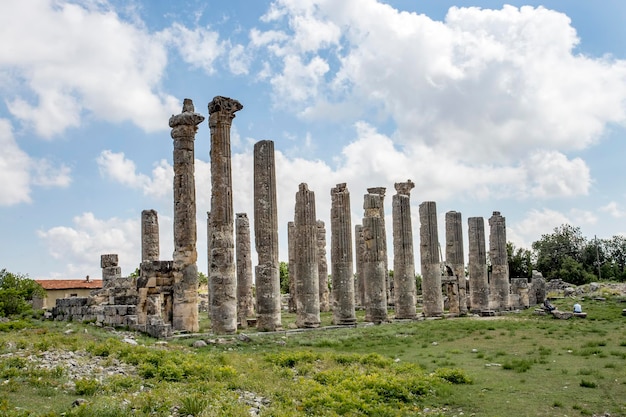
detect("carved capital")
[394,180,415,196]
[367,187,386,198]
[169,99,205,135]
[208,96,243,115]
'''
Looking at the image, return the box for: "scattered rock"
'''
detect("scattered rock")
[192,340,207,348]
[72,398,87,407]
[551,311,573,320]
[122,338,138,345]
[238,333,252,343]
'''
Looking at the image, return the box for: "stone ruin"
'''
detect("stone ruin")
[50,95,547,338]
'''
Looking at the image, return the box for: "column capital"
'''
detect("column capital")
[367,187,386,198]
[169,99,205,138]
[394,179,415,196]
[208,96,243,126]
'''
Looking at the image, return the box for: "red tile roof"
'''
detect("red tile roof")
[35,280,103,290]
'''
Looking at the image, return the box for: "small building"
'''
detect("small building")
[33,277,102,309]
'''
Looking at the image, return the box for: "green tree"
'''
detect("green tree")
[507,242,533,278]
[197,271,208,286]
[279,261,290,294]
[0,269,45,316]
[532,224,587,281]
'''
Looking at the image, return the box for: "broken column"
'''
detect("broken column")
[287,221,297,313]
[489,211,510,311]
[392,181,417,319]
[169,98,203,332]
[420,201,443,317]
[253,140,282,331]
[294,183,320,328]
[141,210,159,262]
[317,220,331,312]
[330,183,356,325]
[101,254,121,287]
[236,213,255,328]
[354,224,365,308]
[445,211,467,316]
[468,217,489,313]
[207,96,242,334]
[363,191,388,323]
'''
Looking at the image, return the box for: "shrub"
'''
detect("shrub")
[75,378,101,395]
[433,368,472,384]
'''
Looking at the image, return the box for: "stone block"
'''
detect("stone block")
[101,254,119,268]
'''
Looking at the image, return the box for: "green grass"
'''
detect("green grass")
[0,296,625,416]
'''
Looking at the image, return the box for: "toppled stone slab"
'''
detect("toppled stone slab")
[551,310,573,320]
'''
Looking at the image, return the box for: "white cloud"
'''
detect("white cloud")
[38,212,145,278]
[0,118,72,206]
[600,202,626,218]
[159,22,224,74]
[96,150,172,198]
[0,1,182,137]
[250,0,626,199]
[0,119,32,205]
[228,44,252,75]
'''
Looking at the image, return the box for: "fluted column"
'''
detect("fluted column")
[445,211,467,316]
[330,183,356,325]
[354,224,365,307]
[363,192,388,323]
[236,213,255,328]
[420,201,443,317]
[208,96,242,334]
[489,211,510,311]
[141,209,160,262]
[294,183,320,328]
[367,187,391,304]
[287,221,297,313]
[317,220,331,312]
[392,181,417,319]
[170,98,203,332]
[468,217,489,312]
[254,140,282,331]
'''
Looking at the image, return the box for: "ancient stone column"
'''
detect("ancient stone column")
[287,221,297,313]
[468,217,489,312]
[419,201,443,317]
[208,96,242,334]
[317,220,331,312]
[236,213,255,328]
[392,181,417,319]
[354,224,365,307]
[363,192,388,323]
[330,183,356,325]
[445,211,467,316]
[206,211,212,281]
[169,98,203,332]
[489,211,510,311]
[253,140,282,331]
[101,254,121,288]
[294,183,320,328]
[141,210,159,262]
[367,187,391,305]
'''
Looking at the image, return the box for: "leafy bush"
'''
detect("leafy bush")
[75,378,101,395]
[0,269,45,317]
[433,368,472,384]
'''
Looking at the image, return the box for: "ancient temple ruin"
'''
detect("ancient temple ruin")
[48,95,550,338]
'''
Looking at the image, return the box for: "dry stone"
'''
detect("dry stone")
[392,181,417,319]
[141,209,159,262]
[207,96,242,334]
[354,224,365,308]
[330,183,356,325]
[287,221,297,313]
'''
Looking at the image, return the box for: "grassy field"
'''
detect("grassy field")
[1,296,625,416]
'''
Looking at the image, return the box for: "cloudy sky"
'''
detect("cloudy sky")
[1,0,625,279]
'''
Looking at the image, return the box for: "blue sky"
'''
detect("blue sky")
[1,0,626,279]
